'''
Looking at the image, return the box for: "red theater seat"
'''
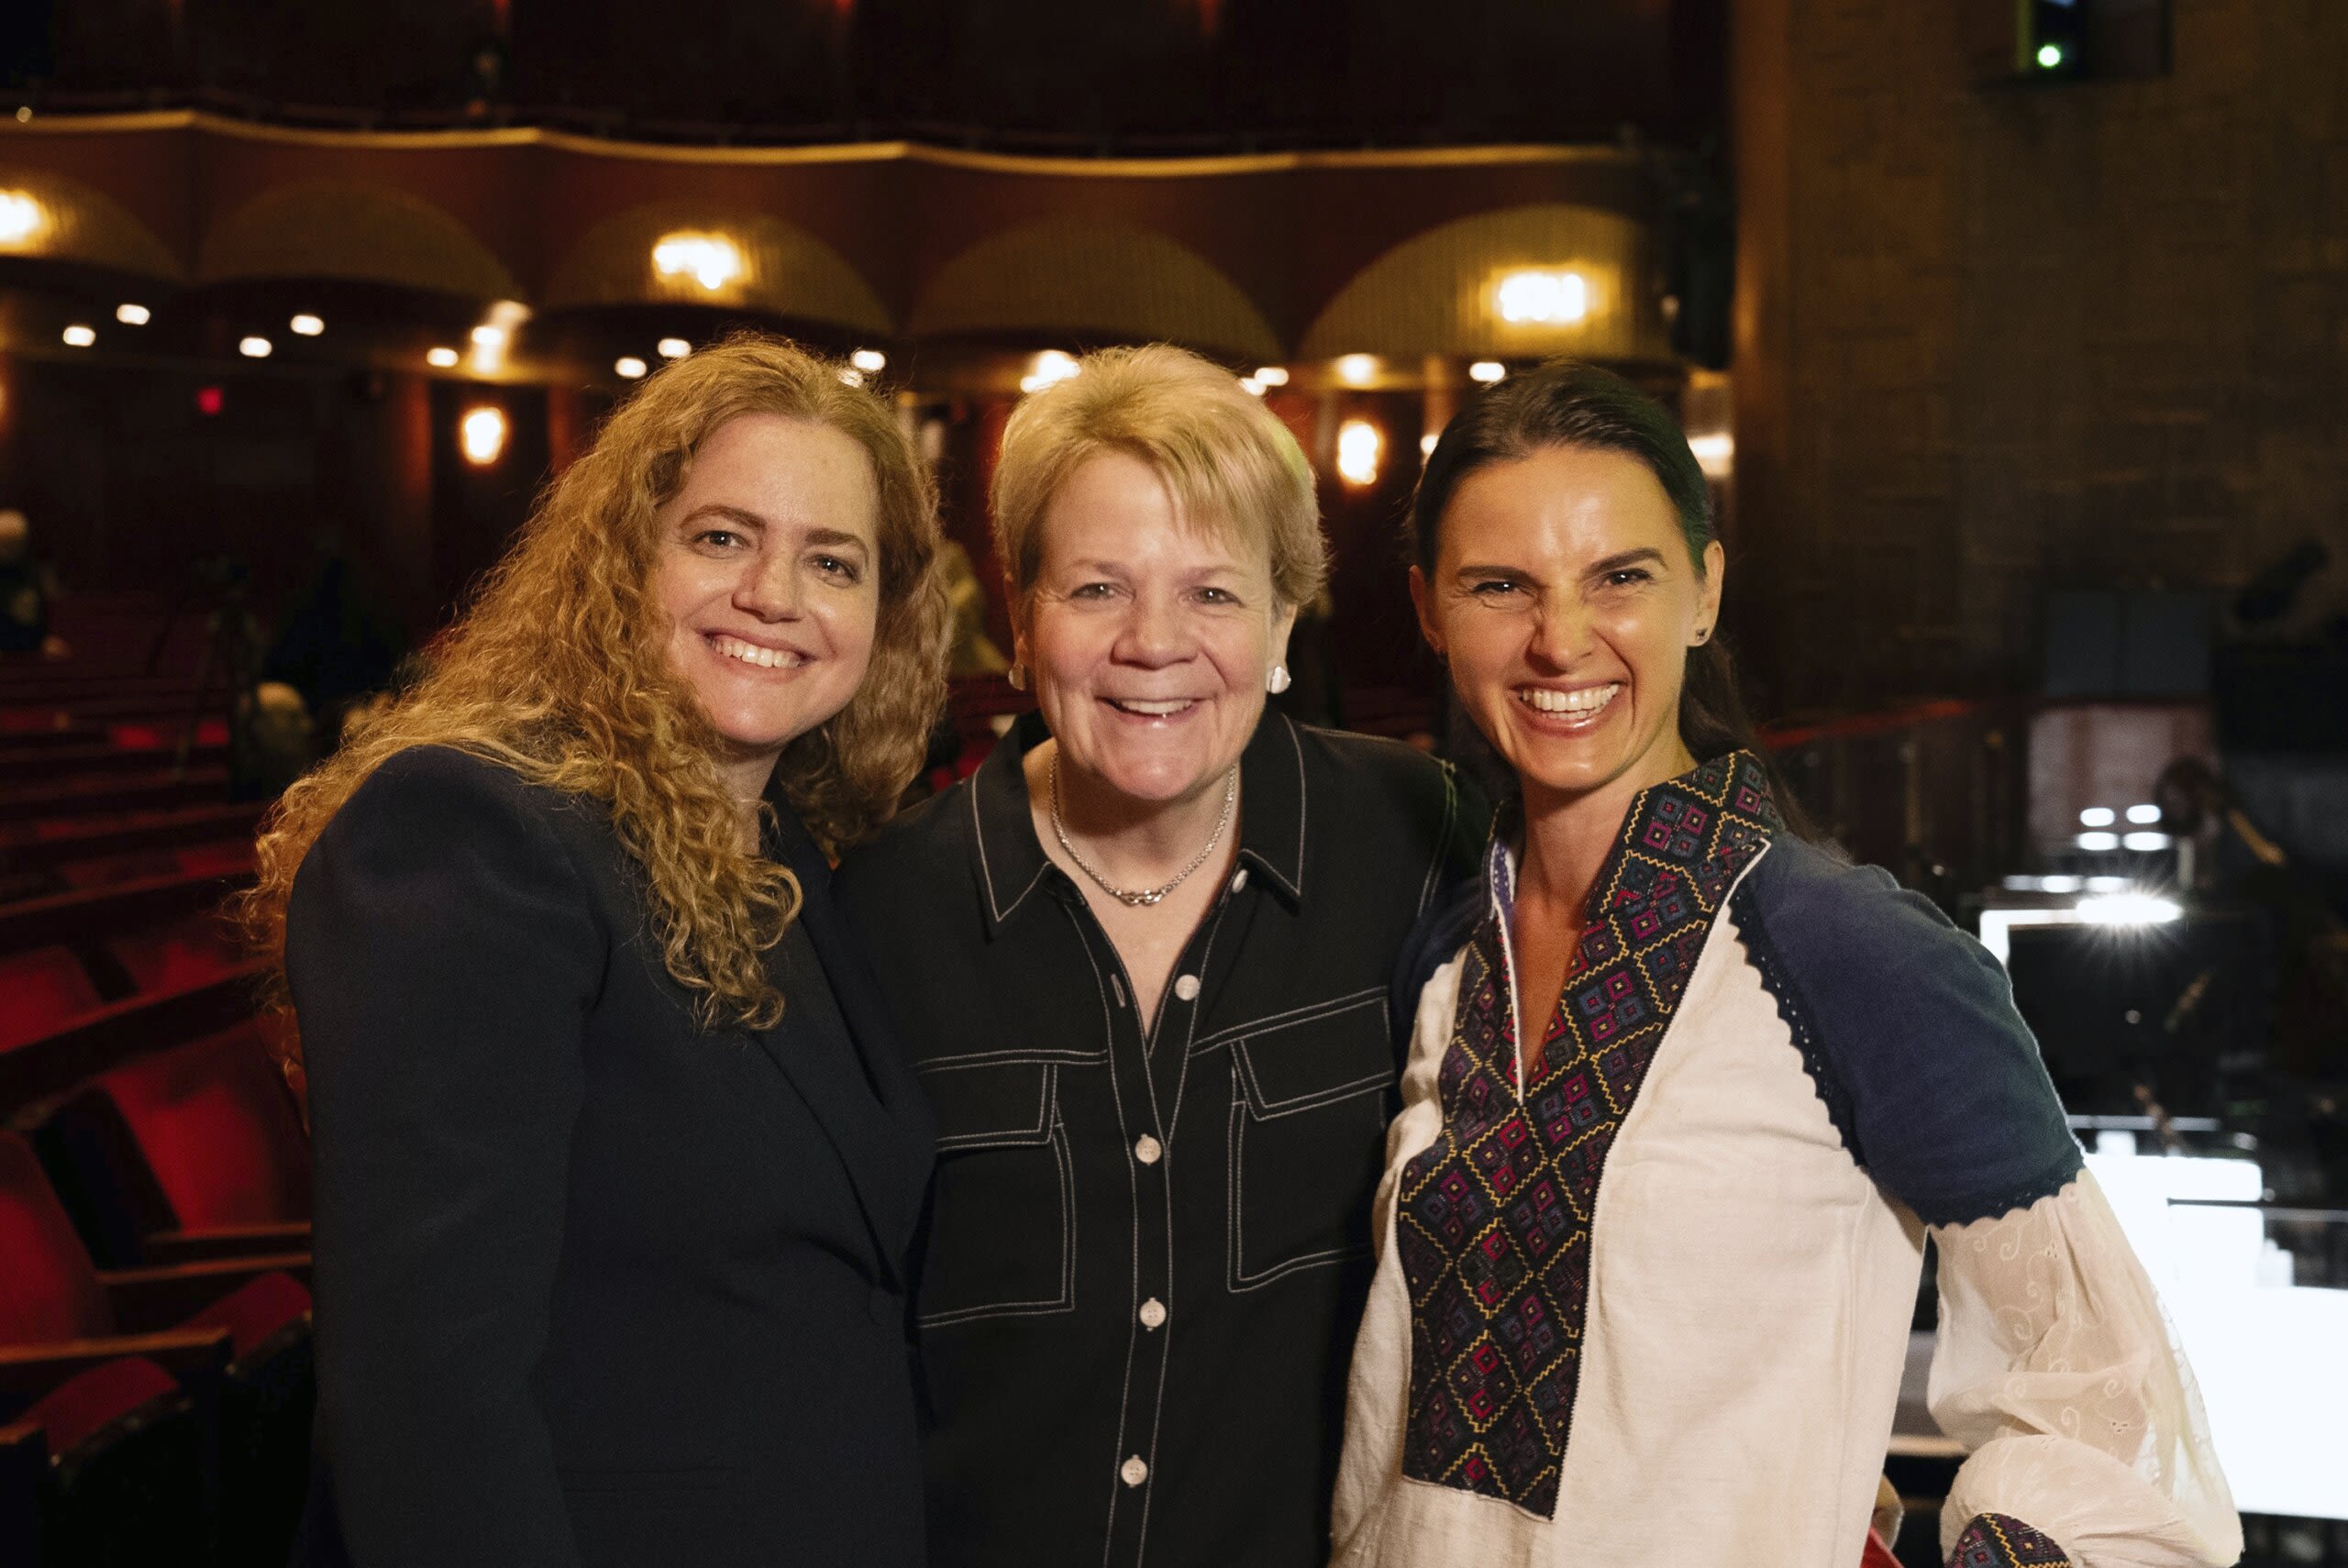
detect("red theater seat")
[0,947,104,1052]
[106,911,249,994]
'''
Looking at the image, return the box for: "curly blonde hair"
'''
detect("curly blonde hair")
[238,333,950,1031]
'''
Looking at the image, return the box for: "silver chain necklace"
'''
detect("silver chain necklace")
[1050,752,1237,908]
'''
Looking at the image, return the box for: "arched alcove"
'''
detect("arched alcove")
[199,179,517,298]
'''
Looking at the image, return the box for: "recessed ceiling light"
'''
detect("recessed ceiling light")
[115,303,150,326]
[426,347,460,369]
[290,314,324,337]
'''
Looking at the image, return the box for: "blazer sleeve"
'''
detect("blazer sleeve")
[287,748,603,1568]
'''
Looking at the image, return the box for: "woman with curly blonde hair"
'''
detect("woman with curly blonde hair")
[249,334,949,1568]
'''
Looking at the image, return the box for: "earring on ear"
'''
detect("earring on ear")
[1266,664,1292,695]
[1006,663,1028,691]
[1693,628,1711,646]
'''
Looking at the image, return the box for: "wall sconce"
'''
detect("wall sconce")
[1336,419,1382,487]
[1495,270,1589,326]
[652,232,744,293]
[0,190,46,248]
[461,406,508,466]
[1335,354,1378,387]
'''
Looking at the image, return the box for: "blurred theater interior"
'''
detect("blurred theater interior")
[0,1,2342,1562]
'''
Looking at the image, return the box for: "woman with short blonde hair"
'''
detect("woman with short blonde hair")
[837,343,1479,1568]
[249,334,949,1568]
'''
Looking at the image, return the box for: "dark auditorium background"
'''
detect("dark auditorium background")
[0,2,2342,1563]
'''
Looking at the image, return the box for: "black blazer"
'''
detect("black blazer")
[286,745,934,1568]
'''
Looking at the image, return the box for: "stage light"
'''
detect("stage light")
[1336,419,1382,486]
[850,348,887,373]
[615,356,648,380]
[426,347,460,369]
[1019,350,1080,394]
[652,232,743,293]
[0,190,44,247]
[2079,806,2116,827]
[2124,832,2173,852]
[2077,831,2120,852]
[239,336,272,359]
[2077,891,2180,927]
[1254,366,1289,387]
[1335,354,1377,387]
[1468,360,1507,385]
[460,406,507,466]
[115,303,150,326]
[290,314,324,337]
[2126,803,2162,824]
[1495,269,1589,326]
[61,325,95,348]
[657,337,691,360]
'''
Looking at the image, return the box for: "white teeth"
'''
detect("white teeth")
[1112,699,1194,717]
[713,635,803,670]
[1518,683,1621,716]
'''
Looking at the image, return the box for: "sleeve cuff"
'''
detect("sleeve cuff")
[1947,1514,2074,1567]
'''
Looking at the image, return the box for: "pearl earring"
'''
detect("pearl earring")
[1266,664,1292,695]
[1006,663,1028,691]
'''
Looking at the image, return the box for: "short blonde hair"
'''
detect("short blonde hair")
[991,344,1327,610]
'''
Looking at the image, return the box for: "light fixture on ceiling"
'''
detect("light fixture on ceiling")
[461,406,508,466]
[1468,360,1506,385]
[1254,366,1290,387]
[657,337,692,360]
[61,324,95,348]
[469,299,530,374]
[651,232,744,293]
[850,348,887,374]
[1335,354,1377,387]
[1336,419,1382,486]
[239,336,273,359]
[290,314,325,337]
[115,303,150,326]
[615,356,648,380]
[0,190,44,247]
[426,347,460,369]
[1495,269,1590,326]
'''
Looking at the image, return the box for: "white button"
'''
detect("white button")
[1229,867,1249,893]
[1172,974,1201,1002]
[1121,1456,1149,1487]
[1138,1297,1167,1330]
[1134,1134,1163,1165]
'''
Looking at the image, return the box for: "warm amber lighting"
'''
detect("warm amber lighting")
[657,337,691,360]
[615,356,648,380]
[468,300,530,374]
[115,303,150,326]
[1336,420,1382,486]
[1238,375,1266,396]
[426,347,460,369]
[850,348,887,374]
[290,314,324,337]
[1688,432,1734,479]
[61,325,95,348]
[1254,366,1290,387]
[1495,270,1589,326]
[0,190,44,248]
[652,232,744,293]
[238,336,272,359]
[460,406,508,466]
[1468,359,1507,384]
[1335,354,1378,387]
[1019,350,1080,394]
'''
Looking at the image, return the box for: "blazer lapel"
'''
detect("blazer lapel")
[750,813,935,1292]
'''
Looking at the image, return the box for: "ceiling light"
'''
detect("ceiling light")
[657,337,691,360]
[61,324,95,348]
[2079,806,2116,827]
[1336,419,1382,486]
[0,190,43,247]
[1468,360,1507,384]
[850,348,887,374]
[2123,832,2172,852]
[1495,269,1590,326]
[1254,366,1289,387]
[651,232,743,293]
[2077,892,2180,927]
[239,336,272,359]
[1335,354,1377,387]
[290,314,324,337]
[2077,831,2119,852]
[469,300,530,374]
[2126,803,2162,824]
[115,303,150,326]
[615,356,648,380]
[460,406,507,466]
[426,347,460,369]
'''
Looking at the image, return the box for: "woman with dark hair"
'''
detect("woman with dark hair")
[242,334,950,1567]
[1326,361,2239,1568]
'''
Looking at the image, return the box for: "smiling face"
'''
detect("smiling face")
[1019,450,1296,810]
[1412,444,1722,814]
[648,413,882,799]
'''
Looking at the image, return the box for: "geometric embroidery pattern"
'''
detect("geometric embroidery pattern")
[1947,1513,2073,1567]
[1394,752,1778,1517]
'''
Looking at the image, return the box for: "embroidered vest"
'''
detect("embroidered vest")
[1393,752,1780,1516]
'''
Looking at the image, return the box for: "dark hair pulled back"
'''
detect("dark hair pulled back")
[1410,359,1819,837]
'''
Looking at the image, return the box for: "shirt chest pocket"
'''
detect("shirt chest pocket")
[914,1061,1076,1329]
[1221,990,1395,1291]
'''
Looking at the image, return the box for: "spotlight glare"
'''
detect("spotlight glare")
[651,232,744,293]
[1335,353,1378,387]
[460,406,508,466]
[426,347,460,369]
[850,348,887,373]
[238,336,273,359]
[657,337,691,360]
[614,356,648,380]
[1335,419,1382,486]
[289,314,325,337]
[115,303,150,326]
[61,324,95,348]
[1495,269,1590,326]
[2077,892,2181,927]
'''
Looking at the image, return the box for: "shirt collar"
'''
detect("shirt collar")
[967,707,1312,933]
[1484,748,1782,924]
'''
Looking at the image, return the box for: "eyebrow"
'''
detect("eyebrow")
[1586,547,1670,576]
[675,507,869,553]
